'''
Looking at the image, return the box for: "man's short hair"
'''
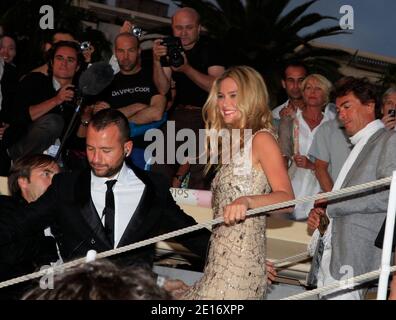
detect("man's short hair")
[47,40,84,67]
[89,109,131,143]
[281,60,308,80]
[382,87,396,104]
[114,32,140,48]
[334,76,379,109]
[8,154,57,196]
[172,7,201,25]
[23,259,171,300]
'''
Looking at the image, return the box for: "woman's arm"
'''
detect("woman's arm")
[223,132,294,225]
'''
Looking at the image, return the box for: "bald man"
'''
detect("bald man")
[152,7,225,190]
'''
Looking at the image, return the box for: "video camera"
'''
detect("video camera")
[160,36,184,68]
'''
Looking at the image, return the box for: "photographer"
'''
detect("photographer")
[89,32,166,170]
[152,7,225,190]
[380,87,396,130]
[4,41,83,161]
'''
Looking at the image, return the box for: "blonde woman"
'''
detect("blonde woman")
[279,74,335,220]
[180,66,293,300]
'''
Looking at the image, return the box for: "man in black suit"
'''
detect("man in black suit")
[0,154,60,299]
[19,109,210,269]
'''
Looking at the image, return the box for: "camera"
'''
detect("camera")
[64,86,82,106]
[80,41,91,51]
[389,109,396,117]
[131,26,142,38]
[160,36,184,68]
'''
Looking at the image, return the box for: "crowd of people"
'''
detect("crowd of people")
[0,6,395,300]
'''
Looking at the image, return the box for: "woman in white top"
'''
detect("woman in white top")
[279,74,334,220]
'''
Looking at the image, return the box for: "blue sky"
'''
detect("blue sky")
[162,0,395,58]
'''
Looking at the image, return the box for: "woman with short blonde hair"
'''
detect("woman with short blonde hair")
[279,73,336,220]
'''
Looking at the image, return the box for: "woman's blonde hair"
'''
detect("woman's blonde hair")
[301,73,333,106]
[202,65,273,173]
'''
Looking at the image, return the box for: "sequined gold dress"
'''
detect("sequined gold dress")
[181,130,272,300]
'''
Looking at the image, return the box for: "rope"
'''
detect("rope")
[0,176,392,290]
[282,265,396,300]
[273,251,311,268]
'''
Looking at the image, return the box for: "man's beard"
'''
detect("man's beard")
[119,61,137,73]
[90,160,124,178]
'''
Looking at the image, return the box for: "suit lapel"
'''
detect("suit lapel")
[342,129,384,187]
[118,186,152,247]
[75,170,112,248]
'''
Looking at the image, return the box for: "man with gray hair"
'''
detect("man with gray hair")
[308,77,396,299]
[380,87,396,130]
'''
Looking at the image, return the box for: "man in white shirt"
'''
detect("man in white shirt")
[308,77,396,299]
[272,61,307,121]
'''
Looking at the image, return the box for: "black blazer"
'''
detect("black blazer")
[0,195,58,299]
[18,164,211,268]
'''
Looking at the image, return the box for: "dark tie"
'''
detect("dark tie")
[103,179,117,247]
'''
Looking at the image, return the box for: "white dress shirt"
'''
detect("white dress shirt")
[91,163,145,248]
[272,100,289,120]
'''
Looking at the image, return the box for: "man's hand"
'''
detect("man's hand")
[307,207,326,232]
[93,101,110,114]
[163,279,189,299]
[153,39,167,62]
[382,113,396,130]
[313,197,328,209]
[223,196,250,225]
[266,260,277,285]
[54,84,75,105]
[120,20,135,34]
[279,102,296,118]
[293,154,314,170]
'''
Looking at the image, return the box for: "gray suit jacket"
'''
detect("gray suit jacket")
[328,128,396,280]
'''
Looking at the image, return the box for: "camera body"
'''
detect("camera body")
[64,86,82,106]
[388,109,396,118]
[160,36,184,68]
[80,41,91,51]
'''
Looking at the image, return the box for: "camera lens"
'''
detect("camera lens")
[131,27,142,38]
[80,41,90,51]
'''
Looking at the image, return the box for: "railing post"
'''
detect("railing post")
[377,171,396,300]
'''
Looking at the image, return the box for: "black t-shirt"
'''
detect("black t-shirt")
[99,69,160,148]
[172,38,225,108]
[100,68,159,109]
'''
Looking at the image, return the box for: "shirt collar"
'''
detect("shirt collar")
[52,77,61,91]
[90,162,139,187]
